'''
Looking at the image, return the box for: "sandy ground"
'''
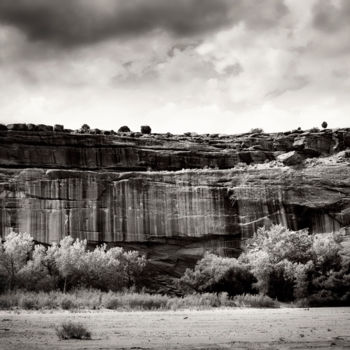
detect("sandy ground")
[0,308,350,350]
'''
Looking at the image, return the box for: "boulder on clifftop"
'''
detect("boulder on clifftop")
[277,151,304,166]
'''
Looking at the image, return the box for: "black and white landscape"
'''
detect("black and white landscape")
[0,1,350,349]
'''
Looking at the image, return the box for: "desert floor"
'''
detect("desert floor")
[1,308,350,350]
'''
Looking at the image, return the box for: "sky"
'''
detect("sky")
[0,0,349,134]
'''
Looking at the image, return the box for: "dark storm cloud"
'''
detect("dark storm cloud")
[313,0,350,33]
[0,0,288,47]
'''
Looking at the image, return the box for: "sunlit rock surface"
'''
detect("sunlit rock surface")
[0,127,349,281]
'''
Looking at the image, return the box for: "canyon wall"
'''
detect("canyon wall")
[0,126,349,278]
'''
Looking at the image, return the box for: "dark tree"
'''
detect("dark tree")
[140,125,151,134]
[80,124,90,133]
[118,126,131,132]
[322,121,328,129]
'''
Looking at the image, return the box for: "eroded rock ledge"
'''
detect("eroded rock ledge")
[1,126,349,170]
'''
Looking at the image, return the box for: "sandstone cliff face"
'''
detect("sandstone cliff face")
[0,127,349,278]
[1,164,349,243]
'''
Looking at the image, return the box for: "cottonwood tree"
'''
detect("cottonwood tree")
[53,236,87,292]
[0,231,33,290]
[240,225,348,303]
[18,244,60,291]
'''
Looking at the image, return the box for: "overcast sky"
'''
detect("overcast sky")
[0,0,349,134]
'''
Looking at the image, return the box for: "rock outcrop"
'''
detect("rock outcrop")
[0,126,349,280]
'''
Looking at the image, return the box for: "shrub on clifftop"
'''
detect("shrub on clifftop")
[118,125,131,132]
[141,125,151,134]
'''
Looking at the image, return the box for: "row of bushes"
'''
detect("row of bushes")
[80,124,151,134]
[178,225,350,306]
[0,289,278,310]
[1,225,349,307]
[0,123,152,135]
[0,232,146,293]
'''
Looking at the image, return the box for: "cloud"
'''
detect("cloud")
[313,0,350,33]
[0,0,288,47]
[0,1,350,134]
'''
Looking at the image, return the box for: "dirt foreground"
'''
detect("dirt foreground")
[1,307,350,350]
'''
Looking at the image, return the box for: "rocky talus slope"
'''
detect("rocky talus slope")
[0,124,349,280]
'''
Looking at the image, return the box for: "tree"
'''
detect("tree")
[321,121,328,129]
[240,225,348,303]
[0,231,33,290]
[17,244,60,291]
[239,225,314,300]
[141,125,151,134]
[118,126,131,132]
[178,253,255,296]
[53,236,87,292]
[80,124,90,133]
[250,128,264,134]
[103,247,146,290]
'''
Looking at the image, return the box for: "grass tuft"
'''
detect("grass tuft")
[55,321,91,340]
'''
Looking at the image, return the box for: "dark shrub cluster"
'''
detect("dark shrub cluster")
[178,225,350,306]
[178,253,255,296]
[118,125,131,132]
[141,125,151,134]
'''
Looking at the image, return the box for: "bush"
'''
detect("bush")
[60,297,77,310]
[127,293,168,310]
[178,253,255,296]
[80,124,90,133]
[250,128,264,134]
[233,294,279,308]
[0,295,13,309]
[309,127,320,132]
[104,296,120,310]
[166,293,234,310]
[321,121,328,129]
[141,125,151,134]
[118,126,130,132]
[56,321,91,340]
[20,295,39,310]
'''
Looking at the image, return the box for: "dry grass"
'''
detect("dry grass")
[233,294,280,308]
[0,290,279,311]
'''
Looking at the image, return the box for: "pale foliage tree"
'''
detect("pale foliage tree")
[240,225,347,302]
[53,236,87,292]
[1,232,146,292]
[18,244,60,291]
[0,231,33,290]
[80,246,146,291]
